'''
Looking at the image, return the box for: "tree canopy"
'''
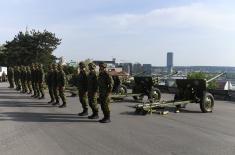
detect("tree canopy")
[0,29,61,66]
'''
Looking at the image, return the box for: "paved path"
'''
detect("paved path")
[0,82,235,155]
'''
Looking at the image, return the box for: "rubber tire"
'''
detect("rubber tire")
[200,92,214,113]
[117,85,127,95]
[150,88,161,102]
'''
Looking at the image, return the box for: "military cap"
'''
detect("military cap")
[79,62,86,68]
[88,62,96,69]
[99,62,107,68]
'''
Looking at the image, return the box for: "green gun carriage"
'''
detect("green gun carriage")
[135,73,224,115]
[111,75,161,102]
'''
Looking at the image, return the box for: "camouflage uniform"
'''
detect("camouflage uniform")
[31,64,37,97]
[98,62,113,123]
[52,64,59,105]
[8,67,14,88]
[87,62,99,119]
[21,66,28,93]
[77,62,88,116]
[13,67,18,90]
[26,66,32,94]
[46,64,55,103]
[34,64,40,97]
[57,64,67,108]
[37,64,45,99]
[14,66,21,91]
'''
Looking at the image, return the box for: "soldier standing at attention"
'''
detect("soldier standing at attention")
[14,66,19,90]
[77,62,88,116]
[21,66,28,93]
[57,64,67,108]
[46,64,55,103]
[37,64,45,99]
[26,66,32,94]
[34,64,40,98]
[52,64,60,105]
[30,64,37,97]
[8,66,14,88]
[17,66,22,91]
[98,62,113,123]
[87,62,99,119]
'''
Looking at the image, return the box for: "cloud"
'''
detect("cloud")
[97,3,235,32]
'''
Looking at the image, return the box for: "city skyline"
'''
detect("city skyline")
[1,0,235,66]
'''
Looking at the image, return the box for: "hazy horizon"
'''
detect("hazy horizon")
[1,0,235,67]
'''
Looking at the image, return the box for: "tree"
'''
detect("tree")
[0,29,61,67]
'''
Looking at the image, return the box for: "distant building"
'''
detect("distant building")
[152,66,166,74]
[93,58,116,67]
[167,52,173,74]
[132,63,143,75]
[93,58,123,72]
[143,64,152,75]
[119,63,132,75]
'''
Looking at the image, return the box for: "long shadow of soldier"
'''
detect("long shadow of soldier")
[0,100,53,108]
[0,112,99,123]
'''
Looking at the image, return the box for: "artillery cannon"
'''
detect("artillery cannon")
[111,74,161,102]
[135,73,225,115]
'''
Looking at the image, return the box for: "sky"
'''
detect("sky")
[1,0,235,66]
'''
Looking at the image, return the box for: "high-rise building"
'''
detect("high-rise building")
[143,64,152,75]
[167,52,173,73]
[132,63,143,75]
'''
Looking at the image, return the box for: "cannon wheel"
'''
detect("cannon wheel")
[117,85,127,95]
[200,92,214,113]
[150,88,161,102]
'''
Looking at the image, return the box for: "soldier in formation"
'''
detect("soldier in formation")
[97,62,113,123]
[76,62,89,116]
[87,62,99,119]
[36,64,45,99]
[46,64,55,103]
[14,66,21,91]
[26,66,32,94]
[31,63,37,97]
[56,64,67,108]
[8,67,14,88]
[51,63,60,106]
[7,62,113,123]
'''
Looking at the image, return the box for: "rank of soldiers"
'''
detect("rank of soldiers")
[7,62,113,123]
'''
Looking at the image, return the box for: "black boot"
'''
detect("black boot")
[99,114,111,123]
[88,112,99,119]
[59,102,67,108]
[78,109,88,116]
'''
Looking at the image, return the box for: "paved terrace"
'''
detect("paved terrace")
[0,82,235,155]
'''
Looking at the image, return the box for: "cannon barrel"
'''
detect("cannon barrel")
[206,72,225,83]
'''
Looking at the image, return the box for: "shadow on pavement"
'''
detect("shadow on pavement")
[0,112,99,123]
[0,95,32,99]
[0,91,21,94]
[0,100,53,108]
